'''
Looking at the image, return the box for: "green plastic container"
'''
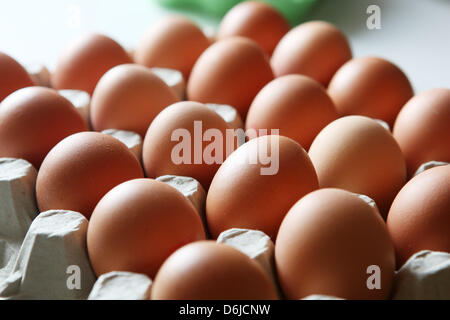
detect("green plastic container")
[154,0,318,25]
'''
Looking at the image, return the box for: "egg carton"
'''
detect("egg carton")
[1,155,449,300]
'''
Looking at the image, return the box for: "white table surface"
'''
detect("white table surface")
[0,0,449,94]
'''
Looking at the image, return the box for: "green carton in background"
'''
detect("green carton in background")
[154,0,318,25]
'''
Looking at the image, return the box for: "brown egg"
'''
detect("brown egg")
[51,33,132,94]
[393,88,450,176]
[135,15,210,79]
[0,51,34,102]
[328,57,414,126]
[91,64,179,137]
[152,241,277,300]
[0,87,88,168]
[36,132,143,218]
[206,135,318,239]
[308,116,406,217]
[217,1,290,56]
[246,75,338,150]
[87,178,205,278]
[271,21,352,86]
[275,188,395,300]
[387,165,450,267]
[187,37,274,118]
[143,101,232,189]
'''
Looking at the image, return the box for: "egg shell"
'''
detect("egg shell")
[387,165,450,267]
[187,37,274,118]
[308,115,406,216]
[275,188,395,300]
[36,132,144,218]
[271,21,352,86]
[51,33,132,94]
[135,15,210,79]
[393,88,450,176]
[0,51,34,102]
[87,178,205,278]
[91,64,180,138]
[217,1,290,56]
[206,135,318,239]
[328,57,414,126]
[151,241,278,300]
[246,75,338,150]
[0,87,88,168]
[142,101,232,190]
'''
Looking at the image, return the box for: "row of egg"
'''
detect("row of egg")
[0,1,449,299]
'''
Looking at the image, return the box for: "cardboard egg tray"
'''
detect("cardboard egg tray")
[0,152,449,300]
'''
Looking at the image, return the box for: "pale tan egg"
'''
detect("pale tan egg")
[271,21,352,86]
[187,37,274,118]
[135,15,210,79]
[51,33,132,94]
[217,1,290,56]
[308,116,406,217]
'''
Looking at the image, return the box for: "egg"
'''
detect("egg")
[187,37,274,118]
[142,101,233,189]
[90,64,179,137]
[393,88,450,176]
[36,132,143,218]
[246,75,338,150]
[51,33,132,94]
[387,165,450,267]
[271,21,352,86]
[151,241,277,300]
[87,178,205,278]
[0,51,34,101]
[308,116,406,216]
[135,15,210,79]
[217,1,290,56]
[206,135,318,239]
[328,57,414,126]
[0,87,88,168]
[275,188,395,300]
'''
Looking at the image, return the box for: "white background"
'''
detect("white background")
[0,0,449,94]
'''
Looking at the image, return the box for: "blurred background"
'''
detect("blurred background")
[0,0,449,93]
